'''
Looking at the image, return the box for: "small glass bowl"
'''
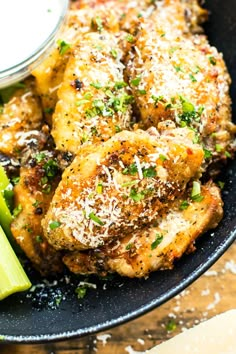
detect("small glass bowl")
[0,0,69,89]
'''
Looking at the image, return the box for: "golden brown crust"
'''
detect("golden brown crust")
[63,182,223,277]
[11,154,63,275]
[42,127,204,251]
[51,31,132,152]
[126,11,234,165]
[0,78,44,157]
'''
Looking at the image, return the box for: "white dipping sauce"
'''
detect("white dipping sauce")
[0,0,63,72]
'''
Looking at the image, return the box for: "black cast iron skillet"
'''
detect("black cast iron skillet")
[0,0,235,343]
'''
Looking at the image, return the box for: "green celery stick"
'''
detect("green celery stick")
[0,226,31,300]
[0,165,9,190]
[0,166,13,238]
[0,166,23,253]
[0,192,13,238]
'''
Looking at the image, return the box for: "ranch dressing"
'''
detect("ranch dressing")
[0,0,68,87]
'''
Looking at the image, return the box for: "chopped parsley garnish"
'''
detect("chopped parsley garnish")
[11,176,20,185]
[215,144,223,152]
[165,103,172,110]
[204,148,212,159]
[13,204,23,217]
[44,107,54,114]
[192,66,200,74]
[43,159,59,178]
[142,166,157,178]
[151,234,163,250]
[110,49,118,58]
[191,181,201,197]
[159,154,167,162]
[182,100,195,114]
[169,46,179,55]
[122,163,138,175]
[225,151,231,158]
[23,224,32,233]
[84,92,93,100]
[217,181,225,189]
[75,282,97,299]
[96,182,103,194]
[90,82,102,89]
[191,181,204,202]
[179,200,189,210]
[75,286,87,299]
[174,65,182,72]
[166,319,177,332]
[88,212,104,226]
[36,235,43,243]
[91,126,98,136]
[42,185,52,194]
[129,188,145,202]
[114,81,127,90]
[81,133,89,143]
[131,76,141,87]
[189,74,197,82]
[34,152,46,163]
[91,16,103,32]
[125,34,134,43]
[192,134,200,144]
[126,243,134,250]
[115,125,122,133]
[209,56,217,65]
[178,96,204,127]
[151,95,165,107]
[138,89,147,95]
[40,177,48,185]
[57,39,71,55]
[49,221,61,230]
[76,99,91,106]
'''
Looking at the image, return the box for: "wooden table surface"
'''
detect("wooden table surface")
[1,242,236,354]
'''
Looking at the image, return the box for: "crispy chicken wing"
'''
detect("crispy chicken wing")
[51,30,132,152]
[0,78,45,157]
[63,181,223,277]
[126,7,235,166]
[11,151,63,275]
[32,0,154,119]
[42,127,204,251]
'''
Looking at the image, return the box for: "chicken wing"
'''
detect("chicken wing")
[51,30,132,153]
[32,0,154,120]
[0,78,45,157]
[42,127,204,251]
[63,181,223,277]
[11,151,63,275]
[126,5,235,166]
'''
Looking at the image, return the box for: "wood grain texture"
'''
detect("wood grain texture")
[1,242,236,354]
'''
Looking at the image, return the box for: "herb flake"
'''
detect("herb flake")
[151,234,163,250]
